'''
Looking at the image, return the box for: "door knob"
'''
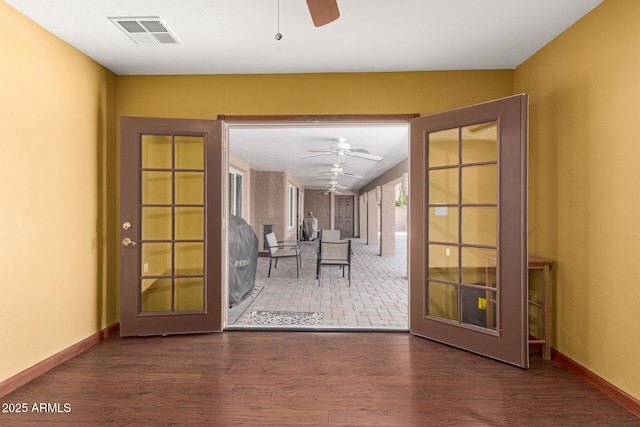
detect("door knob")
[121,237,136,247]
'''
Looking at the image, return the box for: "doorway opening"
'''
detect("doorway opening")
[221,115,415,330]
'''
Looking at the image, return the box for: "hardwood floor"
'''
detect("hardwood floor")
[1,332,638,426]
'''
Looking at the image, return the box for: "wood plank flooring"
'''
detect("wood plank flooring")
[1,332,638,426]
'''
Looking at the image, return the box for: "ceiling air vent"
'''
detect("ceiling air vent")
[109,17,182,46]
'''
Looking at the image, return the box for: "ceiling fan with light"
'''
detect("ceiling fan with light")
[275,0,339,40]
[310,179,347,195]
[323,179,347,189]
[301,138,383,163]
[318,163,363,179]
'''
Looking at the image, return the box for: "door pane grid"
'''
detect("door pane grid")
[426,123,499,333]
[140,134,205,314]
[411,98,527,367]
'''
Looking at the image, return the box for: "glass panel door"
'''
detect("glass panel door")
[410,95,528,367]
[120,117,223,336]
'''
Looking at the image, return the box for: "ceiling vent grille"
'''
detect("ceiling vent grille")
[109,17,182,46]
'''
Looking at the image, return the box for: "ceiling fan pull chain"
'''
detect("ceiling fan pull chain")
[275,0,283,40]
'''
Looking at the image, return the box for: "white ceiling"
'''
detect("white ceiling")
[229,122,409,192]
[6,0,602,192]
[6,0,602,76]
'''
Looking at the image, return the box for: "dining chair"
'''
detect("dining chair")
[264,232,301,278]
[317,239,351,286]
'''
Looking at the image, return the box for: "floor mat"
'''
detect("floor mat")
[236,310,324,326]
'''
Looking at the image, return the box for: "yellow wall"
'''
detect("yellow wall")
[515,0,640,399]
[116,71,514,119]
[0,2,118,382]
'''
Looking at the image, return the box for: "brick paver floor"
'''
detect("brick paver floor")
[228,234,408,329]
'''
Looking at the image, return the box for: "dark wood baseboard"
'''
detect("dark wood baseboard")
[552,348,640,417]
[0,323,120,397]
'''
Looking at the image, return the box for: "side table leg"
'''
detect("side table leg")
[543,264,552,360]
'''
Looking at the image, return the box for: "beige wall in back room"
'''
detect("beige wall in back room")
[304,190,332,232]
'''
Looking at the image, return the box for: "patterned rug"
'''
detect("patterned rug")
[237,310,324,326]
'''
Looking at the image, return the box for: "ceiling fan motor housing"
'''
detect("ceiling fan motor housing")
[331,140,351,151]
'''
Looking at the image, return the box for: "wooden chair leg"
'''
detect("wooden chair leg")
[268,258,273,277]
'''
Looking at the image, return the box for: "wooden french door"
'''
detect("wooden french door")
[120,117,224,336]
[335,195,354,238]
[409,95,529,367]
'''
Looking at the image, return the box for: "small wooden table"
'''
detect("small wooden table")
[485,255,553,360]
[527,256,553,360]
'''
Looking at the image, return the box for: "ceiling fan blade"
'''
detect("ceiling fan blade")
[307,148,336,152]
[350,151,383,162]
[341,172,363,179]
[300,152,332,159]
[349,148,371,154]
[306,0,340,27]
